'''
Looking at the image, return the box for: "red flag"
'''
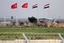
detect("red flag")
[11,3,17,9]
[22,3,28,8]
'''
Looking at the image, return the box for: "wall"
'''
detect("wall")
[0,39,61,43]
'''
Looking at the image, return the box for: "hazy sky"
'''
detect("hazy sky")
[0,0,64,19]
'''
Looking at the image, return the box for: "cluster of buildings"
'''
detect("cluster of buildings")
[37,18,64,27]
[0,18,64,27]
[0,18,35,27]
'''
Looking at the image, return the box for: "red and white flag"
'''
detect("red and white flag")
[11,3,17,9]
[44,4,49,9]
[32,4,38,9]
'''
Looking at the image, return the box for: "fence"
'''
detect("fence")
[0,33,63,43]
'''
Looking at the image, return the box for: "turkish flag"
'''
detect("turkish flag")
[22,3,28,8]
[11,3,17,9]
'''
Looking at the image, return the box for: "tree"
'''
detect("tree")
[28,16,37,24]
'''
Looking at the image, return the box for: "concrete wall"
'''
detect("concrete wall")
[0,39,61,43]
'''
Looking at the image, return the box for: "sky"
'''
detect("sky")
[0,0,64,19]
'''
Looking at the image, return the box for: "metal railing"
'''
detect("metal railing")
[58,33,64,43]
[0,33,63,43]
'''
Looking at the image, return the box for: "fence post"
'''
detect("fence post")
[22,33,29,43]
[58,33,64,43]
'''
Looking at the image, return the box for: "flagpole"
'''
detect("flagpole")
[22,2,28,18]
[26,3,28,26]
[16,3,18,26]
[32,4,38,18]
[44,4,50,18]
[26,2,28,18]
[4,16,6,26]
[16,8,18,26]
[36,4,38,19]
[11,3,18,26]
[48,4,50,18]
[46,7,49,18]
